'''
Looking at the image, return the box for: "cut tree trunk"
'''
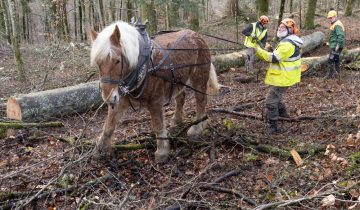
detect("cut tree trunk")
[302,47,360,76]
[212,31,325,72]
[6,81,103,122]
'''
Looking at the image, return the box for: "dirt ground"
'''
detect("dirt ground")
[1,14,360,209]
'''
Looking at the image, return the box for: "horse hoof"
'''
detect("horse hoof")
[155,151,169,163]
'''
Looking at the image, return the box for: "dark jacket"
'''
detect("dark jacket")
[242,22,268,46]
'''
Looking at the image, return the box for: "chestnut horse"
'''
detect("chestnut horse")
[90,21,220,163]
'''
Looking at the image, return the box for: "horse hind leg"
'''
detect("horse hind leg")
[172,87,186,126]
[187,67,209,136]
[148,100,169,163]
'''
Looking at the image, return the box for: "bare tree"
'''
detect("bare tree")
[344,0,356,16]
[278,0,285,26]
[256,0,269,16]
[304,0,317,29]
[140,0,157,35]
[7,0,25,80]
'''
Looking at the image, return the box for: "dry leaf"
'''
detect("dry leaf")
[296,109,302,116]
[346,134,355,147]
[321,194,336,207]
[356,102,360,113]
[290,149,303,166]
[325,144,336,155]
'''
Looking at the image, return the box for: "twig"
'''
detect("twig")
[118,183,136,209]
[200,185,257,206]
[253,179,360,210]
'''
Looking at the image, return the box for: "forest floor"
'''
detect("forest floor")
[1,14,360,209]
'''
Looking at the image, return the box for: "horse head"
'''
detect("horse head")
[90,22,140,106]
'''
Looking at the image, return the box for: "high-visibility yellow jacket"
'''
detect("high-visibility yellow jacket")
[243,22,268,48]
[256,34,303,87]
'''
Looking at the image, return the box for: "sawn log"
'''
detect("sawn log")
[212,31,325,72]
[7,81,103,122]
[302,47,360,76]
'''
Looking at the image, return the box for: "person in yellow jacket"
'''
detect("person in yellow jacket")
[242,15,269,77]
[254,18,303,134]
[326,10,345,79]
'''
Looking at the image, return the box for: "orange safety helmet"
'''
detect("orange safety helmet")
[259,15,270,25]
[280,18,299,35]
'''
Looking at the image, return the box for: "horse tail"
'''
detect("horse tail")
[207,63,221,95]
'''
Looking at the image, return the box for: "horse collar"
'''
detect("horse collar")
[117,27,152,97]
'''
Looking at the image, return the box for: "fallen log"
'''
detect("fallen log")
[0,121,64,139]
[302,47,360,76]
[6,81,103,122]
[213,31,325,72]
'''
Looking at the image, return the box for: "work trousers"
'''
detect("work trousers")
[265,86,288,121]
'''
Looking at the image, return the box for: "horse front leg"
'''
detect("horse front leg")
[95,99,128,158]
[148,100,169,163]
[172,88,186,126]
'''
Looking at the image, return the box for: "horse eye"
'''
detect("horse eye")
[115,60,120,65]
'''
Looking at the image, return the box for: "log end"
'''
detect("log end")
[7,97,22,121]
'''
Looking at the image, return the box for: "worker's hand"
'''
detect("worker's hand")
[335,45,339,52]
[251,34,257,39]
[265,43,273,51]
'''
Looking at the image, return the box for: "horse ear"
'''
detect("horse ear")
[110,25,121,45]
[89,28,98,42]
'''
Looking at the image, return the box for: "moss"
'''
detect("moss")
[244,153,258,162]
[223,119,235,131]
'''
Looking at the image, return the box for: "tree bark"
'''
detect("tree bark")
[6,81,103,122]
[278,0,286,26]
[256,0,269,16]
[7,0,25,80]
[140,0,157,35]
[344,0,355,16]
[213,31,325,72]
[304,0,317,29]
[302,47,360,76]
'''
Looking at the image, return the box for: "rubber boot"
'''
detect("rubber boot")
[268,120,279,135]
[278,103,290,118]
[325,62,334,79]
[335,62,341,76]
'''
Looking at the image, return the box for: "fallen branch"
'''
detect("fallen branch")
[0,121,64,139]
[200,185,257,206]
[253,179,360,210]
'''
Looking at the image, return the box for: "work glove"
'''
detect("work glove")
[251,34,258,40]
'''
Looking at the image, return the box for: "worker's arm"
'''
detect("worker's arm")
[255,42,293,63]
[242,24,254,36]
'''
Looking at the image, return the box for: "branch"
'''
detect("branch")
[254,180,360,209]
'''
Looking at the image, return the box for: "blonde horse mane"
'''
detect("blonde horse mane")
[90,21,140,69]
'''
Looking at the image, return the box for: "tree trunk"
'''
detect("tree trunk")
[278,0,286,26]
[6,81,103,122]
[188,2,200,31]
[7,0,25,80]
[0,0,10,42]
[140,0,157,35]
[109,0,116,22]
[299,0,302,28]
[126,0,133,22]
[168,0,180,28]
[256,0,269,16]
[302,47,360,76]
[213,31,325,72]
[344,0,355,16]
[79,0,85,40]
[290,0,293,13]
[304,0,317,29]
[74,0,77,40]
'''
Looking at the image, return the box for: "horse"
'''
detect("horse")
[90,21,220,163]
